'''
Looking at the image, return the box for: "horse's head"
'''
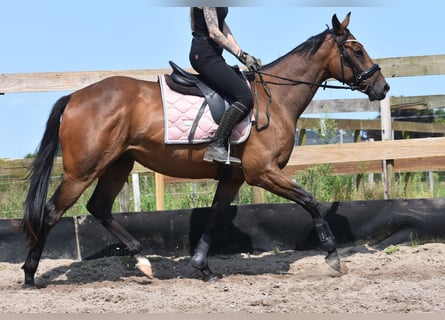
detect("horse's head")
[327,12,390,101]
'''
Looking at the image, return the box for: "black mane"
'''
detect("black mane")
[262,29,330,70]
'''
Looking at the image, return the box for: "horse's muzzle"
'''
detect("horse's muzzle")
[367,81,390,101]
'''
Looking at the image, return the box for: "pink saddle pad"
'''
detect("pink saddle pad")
[159,75,252,144]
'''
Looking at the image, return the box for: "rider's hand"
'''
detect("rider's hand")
[238,50,262,72]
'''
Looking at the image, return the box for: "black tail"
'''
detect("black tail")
[22,95,71,246]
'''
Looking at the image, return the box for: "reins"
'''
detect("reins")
[253,71,272,131]
[256,70,357,90]
[251,26,380,132]
[252,70,355,132]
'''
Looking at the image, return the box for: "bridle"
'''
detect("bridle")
[330,27,381,94]
[252,27,382,131]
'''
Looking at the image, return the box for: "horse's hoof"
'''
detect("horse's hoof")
[325,250,346,274]
[22,282,45,290]
[22,283,37,290]
[200,268,220,282]
[204,273,220,282]
[136,264,153,279]
[135,255,154,279]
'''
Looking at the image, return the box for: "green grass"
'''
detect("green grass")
[0,178,29,219]
[385,244,401,255]
[409,232,419,247]
[2,168,445,219]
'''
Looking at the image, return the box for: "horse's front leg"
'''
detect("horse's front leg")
[191,177,244,282]
[246,167,343,273]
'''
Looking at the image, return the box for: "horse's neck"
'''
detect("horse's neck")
[265,53,328,120]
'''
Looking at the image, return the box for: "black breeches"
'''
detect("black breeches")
[189,39,253,109]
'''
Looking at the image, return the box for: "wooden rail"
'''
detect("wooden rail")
[1,54,445,95]
[3,137,445,178]
[297,118,445,134]
[289,137,445,166]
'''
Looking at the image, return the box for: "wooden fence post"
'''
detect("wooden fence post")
[298,128,307,146]
[118,182,130,212]
[380,96,394,199]
[353,129,363,191]
[155,172,165,211]
[131,173,141,212]
[252,186,265,204]
[429,171,435,195]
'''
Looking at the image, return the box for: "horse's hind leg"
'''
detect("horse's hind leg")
[191,177,244,282]
[246,167,343,273]
[86,156,153,279]
[22,177,93,287]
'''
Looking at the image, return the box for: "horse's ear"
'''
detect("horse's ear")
[342,12,351,28]
[332,12,351,36]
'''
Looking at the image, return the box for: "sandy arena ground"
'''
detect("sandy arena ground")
[1,243,445,313]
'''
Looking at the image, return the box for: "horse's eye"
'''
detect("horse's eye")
[354,49,364,57]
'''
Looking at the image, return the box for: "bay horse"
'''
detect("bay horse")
[22,13,389,286]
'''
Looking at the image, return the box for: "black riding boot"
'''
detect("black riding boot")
[204,101,250,164]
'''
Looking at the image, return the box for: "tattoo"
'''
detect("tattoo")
[203,7,241,57]
[203,7,219,30]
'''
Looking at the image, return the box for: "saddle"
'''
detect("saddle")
[166,61,248,124]
[159,62,252,145]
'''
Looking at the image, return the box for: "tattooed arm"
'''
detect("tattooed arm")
[203,7,242,57]
[203,7,261,71]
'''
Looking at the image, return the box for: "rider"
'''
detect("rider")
[189,7,261,164]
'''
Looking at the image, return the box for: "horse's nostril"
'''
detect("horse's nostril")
[384,83,390,94]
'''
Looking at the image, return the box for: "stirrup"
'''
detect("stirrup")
[203,152,241,164]
[224,141,241,164]
[203,140,241,164]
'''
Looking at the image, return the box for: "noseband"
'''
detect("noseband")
[330,28,381,93]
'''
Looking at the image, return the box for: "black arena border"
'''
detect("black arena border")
[2,198,445,263]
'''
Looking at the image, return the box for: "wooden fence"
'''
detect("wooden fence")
[1,54,445,209]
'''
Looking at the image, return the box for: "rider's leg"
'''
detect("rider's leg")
[204,101,250,163]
